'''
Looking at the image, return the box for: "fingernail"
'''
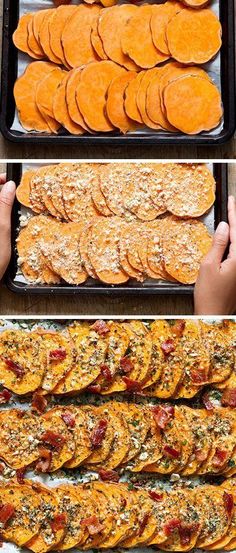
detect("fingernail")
[216,221,229,235]
[2,181,16,194]
[228,195,235,204]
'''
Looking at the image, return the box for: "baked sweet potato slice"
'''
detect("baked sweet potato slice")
[48,5,78,67]
[180,407,212,476]
[54,321,107,393]
[92,321,129,390]
[13,13,42,59]
[88,217,129,284]
[106,71,138,133]
[60,406,92,468]
[150,1,183,55]
[164,74,223,134]
[0,481,41,547]
[160,488,201,551]
[217,480,236,548]
[66,69,91,131]
[0,409,41,469]
[82,485,114,550]
[14,61,57,132]
[144,406,183,474]
[95,482,137,548]
[162,216,212,284]
[96,402,131,469]
[167,8,222,64]
[198,409,236,475]
[83,404,115,466]
[98,5,139,70]
[142,320,165,388]
[16,169,34,208]
[53,72,85,134]
[200,321,234,384]
[38,10,62,64]
[164,163,216,217]
[62,5,100,68]
[183,0,209,5]
[35,330,74,393]
[131,415,162,472]
[36,66,66,133]
[122,488,157,547]
[148,489,179,546]
[54,485,92,549]
[0,330,46,395]
[121,5,169,68]
[76,60,125,132]
[196,485,232,548]
[121,403,150,463]
[124,70,145,124]
[38,407,76,471]
[136,68,162,130]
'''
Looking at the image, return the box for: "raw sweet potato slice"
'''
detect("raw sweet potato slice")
[32,9,53,51]
[183,0,209,6]
[159,62,211,112]
[61,163,97,221]
[48,5,78,67]
[146,66,178,131]
[36,66,66,133]
[53,72,85,134]
[121,164,163,221]
[162,216,212,283]
[91,177,113,217]
[66,68,91,131]
[88,217,129,284]
[0,409,41,469]
[38,10,62,64]
[14,61,56,132]
[124,71,145,124]
[136,68,162,130]
[119,223,144,281]
[91,13,108,60]
[0,330,46,395]
[30,164,57,214]
[167,8,222,64]
[121,5,169,69]
[164,74,223,134]
[79,224,98,278]
[106,71,138,133]
[0,482,41,547]
[62,5,100,68]
[164,163,216,217]
[76,60,125,132]
[98,5,139,70]
[27,17,45,59]
[150,1,183,55]
[16,169,34,208]
[13,13,42,59]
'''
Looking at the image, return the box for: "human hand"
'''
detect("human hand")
[0,175,16,281]
[194,195,236,315]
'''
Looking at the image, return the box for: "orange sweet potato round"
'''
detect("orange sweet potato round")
[106,71,138,133]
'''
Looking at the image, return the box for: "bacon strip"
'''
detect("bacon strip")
[40,430,66,451]
[91,419,107,448]
[0,504,15,526]
[152,404,174,429]
[4,359,25,379]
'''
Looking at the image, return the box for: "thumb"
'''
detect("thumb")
[203,221,229,265]
[0,181,16,234]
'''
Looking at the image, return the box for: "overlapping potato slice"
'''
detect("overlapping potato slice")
[0,409,40,469]
[35,330,75,393]
[200,322,235,384]
[0,481,41,546]
[38,408,76,471]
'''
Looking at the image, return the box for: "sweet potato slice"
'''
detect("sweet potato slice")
[150,1,183,55]
[32,9,52,49]
[79,224,98,278]
[180,407,212,476]
[200,322,234,384]
[0,330,46,395]
[122,488,157,547]
[99,163,127,217]
[53,72,85,134]
[164,163,216,217]
[159,62,211,111]
[91,13,108,60]
[60,406,92,468]
[0,409,41,469]
[136,68,162,130]
[16,169,34,208]
[162,216,212,283]
[164,74,223,134]
[121,5,169,68]
[106,71,138,133]
[62,5,100,68]
[14,61,56,132]
[82,486,114,550]
[54,485,95,550]
[83,404,115,466]
[121,404,150,463]
[88,217,129,284]
[196,486,232,548]
[98,5,139,70]
[27,17,45,59]
[39,408,76,471]
[66,68,91,131]
[76,60,125,132]
[36,66,66,133]
[160,488,201,551]
[183,0,209,6]
[35,330,74,393]
[91,177,113,216]
[0,482,41,547]
[167,8,222,64]
[61,163,97,221]
[131,415,162,472]
[124,71,145,124]
[13,13,41,59]
[30,164,57,214]
[38,10,62,64]
[96,403,130,470]
[121,164,163,221]
[119,223,144,281]
[146,66,178,131]
[48,5,78,67]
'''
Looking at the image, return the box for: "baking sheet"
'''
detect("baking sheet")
[11,0,223,136]
[13,161,215,288]
[0,316,230,553]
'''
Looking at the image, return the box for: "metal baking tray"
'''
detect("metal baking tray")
[5,162,228,295]
[0,0,235,145]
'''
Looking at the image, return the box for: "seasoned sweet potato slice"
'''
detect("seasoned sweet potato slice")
[91,176,113,217]
[164,74,223,134]
[97,402,131,469]
[36,66,66,133]
[106,71,138,133]
[35,330,74,393]
[79,223,98,278]
[198,409,236,475]
[0,409,41,469]
[160,488,201,551]
[121,403,150,463]
[60,406,92,468]
[166,8,222,64]
[62,5,100,68]
[0,330,46,395]
[200,322,234,384]
[98,5,139,70]
[131,416,162,472]
[13,13,42,58]
[121,5,169,68]
[54,485,92,549]
[196,485,232,548]
[76,60,125,132]
[164,163,216,217]
[16,169,34,208]
[14,61,56,132]
[0,482,41,546]
[124,70,145,124]
[61,163,97,221]
[33,164,61,218]
[88,217,129,284]
[150,1,183,55]
[122,488,157,547]
[48,5,78,67]
[53,72,85,134]
[180,407,212,476]
[99,163,127,217]
[119,223,144,281]
[83,404,115,465]
[38,408,76,471]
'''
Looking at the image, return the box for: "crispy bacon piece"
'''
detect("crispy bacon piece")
[163,445,180,459]
[4,359,25,379]
[122,377,142,393]
[87,384,101,394]
[171,320,186,337]
[32,391,47,414]
[54,0,71,6]
[194,448,208,462]
[179,522,199,546]
[40,431,66,451]
[202,392,214,411]
[50,513,67,532]
[91,419,107,448]
[91,320,110,336]
[152,405,174,429]
[49,349,67,361]
[223,492,234,517]
[212,448,228,467]
[61,411,76,428]
[100,365,113,381]
[138,513,150,536]
[16,468,26,484]
[0,535,3,548]
[164,518,181,536]
[0,464,4,474]
[0,504,15,526]
[221,388,236,408]
[161,339,175,356]
[120,356,134,374]
[0,389,12,405]
[36,448,52,473]
[98,469,119,482]
[148,491,164,502]
[81,515,104,535]
[190,368,207,384]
